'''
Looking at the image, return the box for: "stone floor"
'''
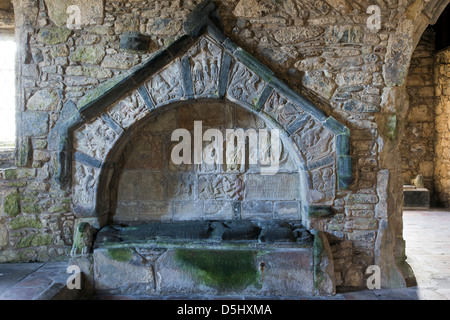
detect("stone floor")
[0,209,449,300]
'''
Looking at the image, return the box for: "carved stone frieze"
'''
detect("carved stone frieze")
[107,91,149,129]
[74,117,120,161]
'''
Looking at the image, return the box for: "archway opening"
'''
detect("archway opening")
[402,4,450,210]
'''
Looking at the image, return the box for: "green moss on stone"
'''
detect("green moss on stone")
[77,74,128,110]
[37,27,72,45]
[70,45,105,65]
[4,191,20,217]
[17,234,53,248]
[48,204,70,213]
[313,233,326,290]
[385,115,398,141]
[10,216,42,230]
[105,248,134,262]
[4,169,17,180]
[8,181,27,188]
[174,249,259,291]
[20,195,36,203]
[21,204,42,214]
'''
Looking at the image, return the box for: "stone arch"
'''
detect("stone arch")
[373,0,450,288]
[95,99,307,226]
[50,3,350,229]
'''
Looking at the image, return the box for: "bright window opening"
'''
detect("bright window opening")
[0,36,16,148]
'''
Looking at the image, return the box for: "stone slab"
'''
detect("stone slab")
[403,188,430,209]
[93,244,315,297]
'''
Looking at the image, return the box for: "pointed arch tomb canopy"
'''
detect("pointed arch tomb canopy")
[50,0,352,220]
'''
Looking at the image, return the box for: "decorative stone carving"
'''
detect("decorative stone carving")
[308,165,336,204]
[167,174,196,201]
[70,222,96,257]
[74,118,119,161]
[72,162,100,205]
[227,61,265,107]
[263,91,308,131]
[291,118,335,163]
[107,91,149,129]
[145,60,185,106]
[44,0,105,27]
[198,174,244,201]
[187,37,222,97]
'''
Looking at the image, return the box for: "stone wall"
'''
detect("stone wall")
[0,0,448,291]
[402,27,436,197]
[113,102,301,224]
[434,48,450,208]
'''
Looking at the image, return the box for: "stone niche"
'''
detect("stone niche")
[111,101,302,224]
[65,0,350,297]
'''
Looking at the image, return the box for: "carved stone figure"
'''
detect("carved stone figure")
[70,222,96,257]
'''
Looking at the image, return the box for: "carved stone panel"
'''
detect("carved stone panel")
[227,61,265,108]
[167,173,196,201]
[290,118,336,164]
[72,161,100,205]
[306,164,336,204]
[74,117,120,161]
[198,174,244,201]
[186,37,222,98]
[263,91,309,132]
[145,59,185,107]
[245,174,300,200]
[107,91,149,129]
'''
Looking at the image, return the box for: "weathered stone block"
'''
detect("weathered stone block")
[302,71,336,100]
[245,174,300,200]
[117,171,165,202]
[94,248,156,295]
[120,32,152,52]
[37,27,72,45]
[274,26,324,44]
[346,193,378,205]
[0,223,7,250]
[172,201,203,221]
[274,201,300,219]
[101,54,135,69]
[33,150,51,162]
[9,216,42,230]
[403,188,430,208]
[70,46,106,65]
[27,90,59,111]
[325,25,364,44]
[203,201,235,220]
[2,189,20,217]
[66,66,113,79]
[44,0,105,27]
[21,112,49,137]
[241,200,273,220]
[344,217,378,230]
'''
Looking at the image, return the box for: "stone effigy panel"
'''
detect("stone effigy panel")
[186,37,223,98]
[72,161,100,206]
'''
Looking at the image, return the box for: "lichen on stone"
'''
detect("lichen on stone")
[174,249,259,291]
